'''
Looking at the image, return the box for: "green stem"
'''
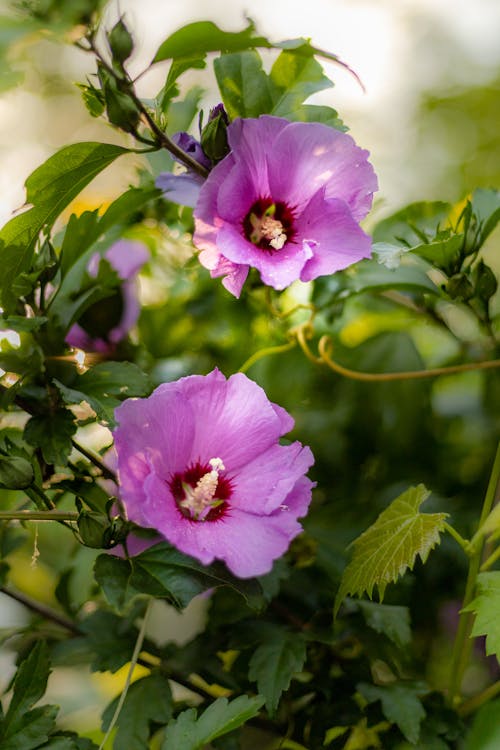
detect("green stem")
[448,440,500,704]
[239,340,296,374]
[98,599,153,750]
[71,439,116,482]
[26,484,55,510]
[0,510,78,522]
[443,522,472,555]
[481,545,500,572]
[458,680,500,717]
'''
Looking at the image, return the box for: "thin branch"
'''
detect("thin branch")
[0,585,80,634]
[71,439,116,482]
[0,510,78,521]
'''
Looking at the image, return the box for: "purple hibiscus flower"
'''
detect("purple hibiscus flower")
[66,239,149,353]
[113,368,315,578]
[193,115,378,297]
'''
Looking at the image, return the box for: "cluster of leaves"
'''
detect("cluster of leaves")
[0,3,499,749]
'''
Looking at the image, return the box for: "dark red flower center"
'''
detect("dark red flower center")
[243,198,295,251]
[169,458,232,522]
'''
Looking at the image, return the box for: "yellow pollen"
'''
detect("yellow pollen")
[249,213,287,249]
[179,457,225,519]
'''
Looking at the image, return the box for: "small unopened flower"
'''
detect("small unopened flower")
[156,132,210,208]
[113,369,315,578]
[194,115,378,297]
[66,239,148,353]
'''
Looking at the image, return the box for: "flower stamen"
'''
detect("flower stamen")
[179,457,226,520]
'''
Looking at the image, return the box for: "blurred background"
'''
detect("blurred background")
[0,0,499,745]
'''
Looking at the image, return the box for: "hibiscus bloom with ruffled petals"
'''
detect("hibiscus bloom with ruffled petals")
[113,369,315,578]
[193,115,378,297]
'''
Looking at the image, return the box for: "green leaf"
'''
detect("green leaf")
[79,610,138,673]
[288,104,344,130]
[463,571,500,659]
[95,542,263,612]
[214,51,274,119]
[471,188,500,245]
[356,601,412,650]
[269,48,333,119]
[153,20,269,63]
[0,705,58,750]
[102,674,172,750]
[411,235,463,273]
[55,361,151,426]
[24,409,76,466]
[464,698,500,750]
[0,316,47,333]
[248,629,307,714]
[0,142,127,310]
[341,256,441,296]
[334,485,448,616]
[58,210,101,278]
[76,83,105,118]
[373,201,452,247]
[161,695,265,750]
[358,682,426,744]
[3,641,51,733]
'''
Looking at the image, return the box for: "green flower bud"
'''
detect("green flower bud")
[0,455,34,490]
[78,511,112,549]
[108,18,134,65]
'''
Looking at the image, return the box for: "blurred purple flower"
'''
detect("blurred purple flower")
[193,115,378,297]
[66,239,149,353]
[113,368,315,578]
[156,131,210,208]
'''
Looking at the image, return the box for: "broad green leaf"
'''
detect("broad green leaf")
[464,698,500,750]
[0,142,127,309]
[358,682,426,744]
[334,485,448,616]
[153,20,269,63]
[58,185,158,279]
[341,256,441,296]
[356,601,412,650]
[161,695,265,750]
[96,542,263,612]
[269,48,333,119]
[471,188,500,245]
[55,362,151,426]
[214,51,274,119]
[24,409,76,466]
[58,210,101,278]
[78,610,138,673]
[410,235,463,273]
[37,737,76,749]
[3,641,51,734]
[373,201,452,247]
[463,571,500,659]
[94,554,145,611]
[102,674,172,750]
[248,629,307,713]
[0,316,47,333]
[0,705,58,750]
[289,104,344,130]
